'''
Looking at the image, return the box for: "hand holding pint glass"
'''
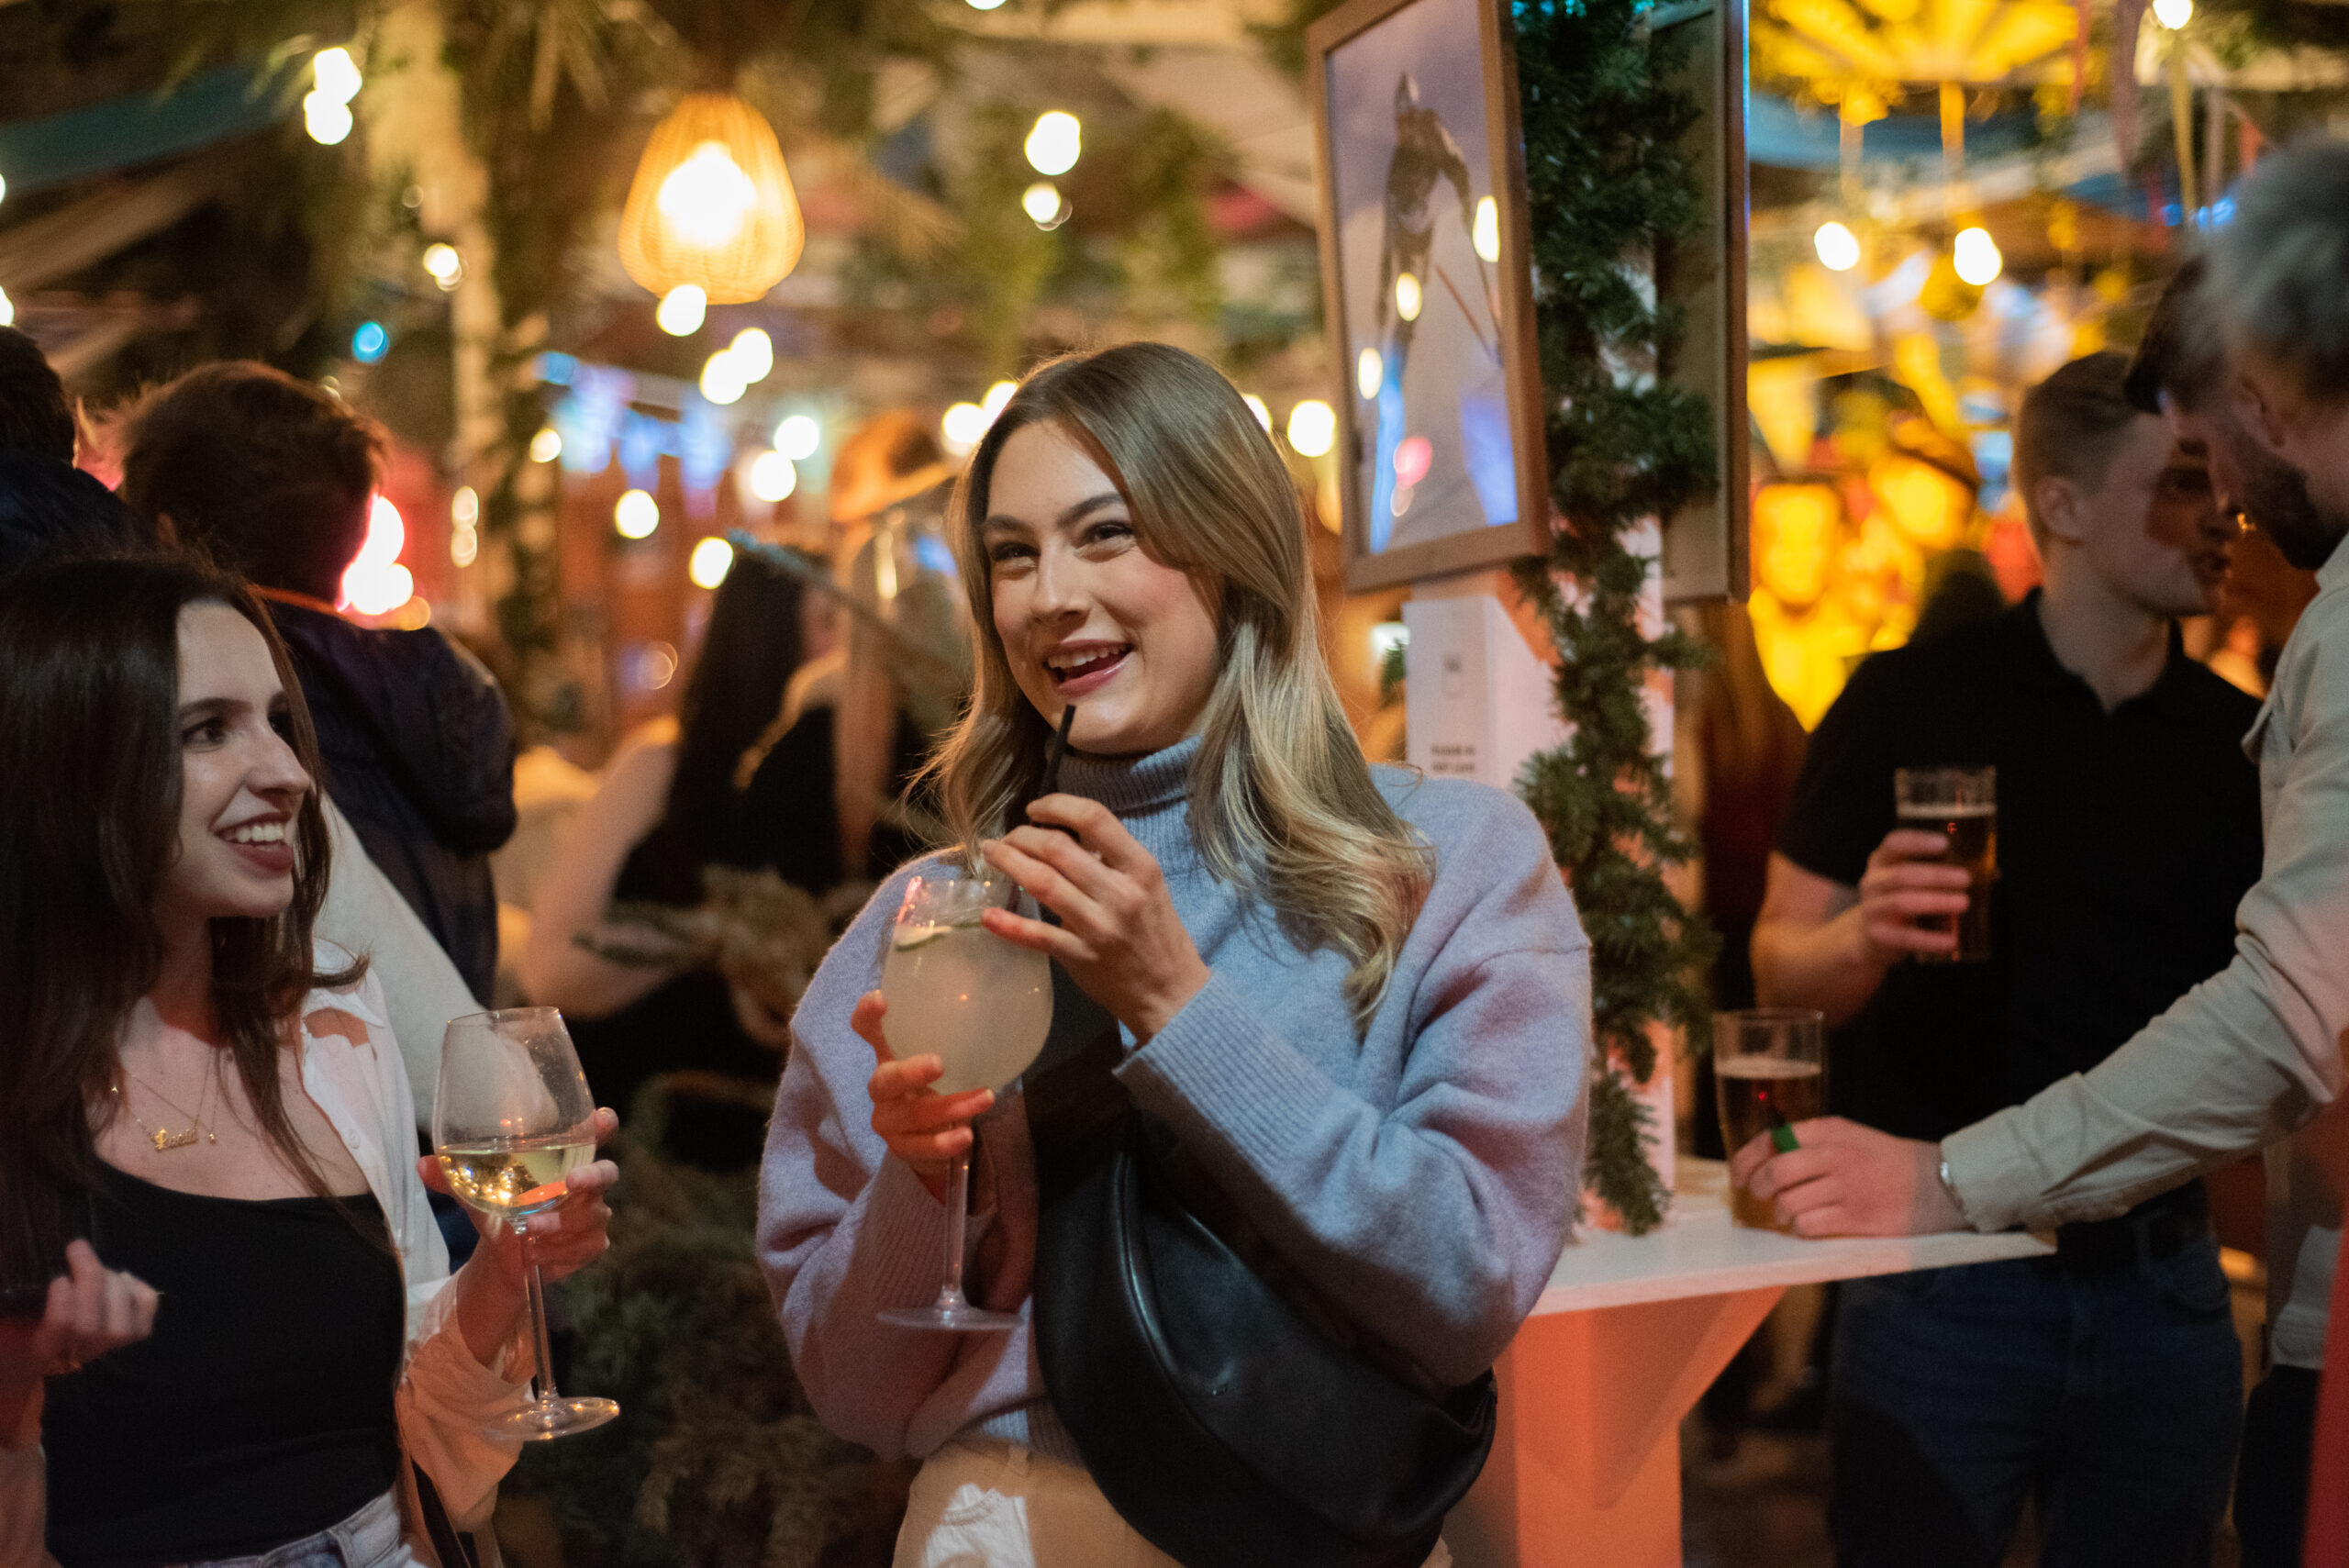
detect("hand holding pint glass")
[1891,767,1996,963]
[1717,1009,1827,1231]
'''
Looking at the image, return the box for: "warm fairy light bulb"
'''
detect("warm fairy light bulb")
[656,284,707,337]
[1953,226,2003,286]
[1286,400,1336,458]
[966,0,1008,9]
[1473,196,1500,263]
[304,93,354,145]
[451,524,478,568]
[615,489,660,539]
[699,350,749,406]
[1357,347,1384,400]
[422,243,462,290]
[774,413,820,461]
[529,427,562,464]
[749,450,797,502]
[1242,395,1271,431]
[2154,0,2193,27]
[983,380,1018,420]
[729,327,774,383]
[1814,221,1861,271]
[657,140,757,250]
[1025,112,1082,177]
[941,402,987,456]
[312,48,362,105]
[689,535,735,589]
[451,486,479,527]
[1022,181,1063,226]
[1394,272,1423,322]
[340,496,411,615]
[0,285,17,328]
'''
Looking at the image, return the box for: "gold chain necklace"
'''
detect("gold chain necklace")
[111,1062,218,1153]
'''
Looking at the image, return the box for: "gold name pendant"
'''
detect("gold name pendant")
[150,1127,200,1152]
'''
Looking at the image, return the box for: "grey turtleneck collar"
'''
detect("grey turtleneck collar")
[1049,732,1201,873]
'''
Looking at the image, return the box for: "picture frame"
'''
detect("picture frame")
[1651,0,1752,605]
[1307,0,1550,593]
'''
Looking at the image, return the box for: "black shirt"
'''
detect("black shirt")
[1776,594,2264,1142]
[44,1169,405,1566]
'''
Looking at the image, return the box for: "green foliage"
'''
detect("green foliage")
[505,1079,910,1568]
[1511,0,1720,1234]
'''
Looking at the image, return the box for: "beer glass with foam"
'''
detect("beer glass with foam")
[1893,766,1996,963]
[1716,1008,1828,1230]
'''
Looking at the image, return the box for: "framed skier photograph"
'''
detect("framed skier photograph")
[1308,0,1548,592]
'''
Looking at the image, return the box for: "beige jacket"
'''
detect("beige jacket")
[1943,539,2349,1366]
[0,959,529,1563]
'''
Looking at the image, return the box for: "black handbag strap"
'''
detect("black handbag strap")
[1022,962,1130,1205]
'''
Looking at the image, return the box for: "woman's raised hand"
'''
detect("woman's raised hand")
[0,1241,159,1385]
[855,991,993,1204]
[981,795,1210,1043]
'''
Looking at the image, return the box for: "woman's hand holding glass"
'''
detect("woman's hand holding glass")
[417,1104,620,1296]
[981,794,1211,1043]
[855,994,996,1206]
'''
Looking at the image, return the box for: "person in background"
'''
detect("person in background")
[0,325,150,567]
[784,409,966,880]
[0,555,617,1568]
[521,549,835,1143]
[1751,350,2257,1566]
[0,326,76,463]
[119,363,518,1008]
[762,343,1588,1563]
[1733,139,2349,1568]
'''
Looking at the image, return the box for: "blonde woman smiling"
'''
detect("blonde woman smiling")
[759,343,1589,1566]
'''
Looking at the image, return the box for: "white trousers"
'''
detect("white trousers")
[894,1439,1453,1568]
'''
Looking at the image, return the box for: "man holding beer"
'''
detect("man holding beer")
[1736,139,2349,1568]
[1750,350,2261,1566]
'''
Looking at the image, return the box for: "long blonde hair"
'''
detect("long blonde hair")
[927,342,1432,1027]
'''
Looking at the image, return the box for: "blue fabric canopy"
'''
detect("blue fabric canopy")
[0,61,298,198]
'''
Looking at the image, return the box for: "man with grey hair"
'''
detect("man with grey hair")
[1734,137,2349,1567]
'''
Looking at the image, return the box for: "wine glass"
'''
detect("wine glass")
[433,1006,619,1440]
[875,864,1053,1332]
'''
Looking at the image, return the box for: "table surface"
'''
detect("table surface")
[1532,1159,2053,1315]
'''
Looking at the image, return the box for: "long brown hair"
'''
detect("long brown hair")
[926,342,1432,1027]
[0,555,357,1284]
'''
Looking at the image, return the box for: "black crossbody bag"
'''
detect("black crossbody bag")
[1025,962,1497,1568]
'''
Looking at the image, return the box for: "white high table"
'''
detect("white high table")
[1444,1160,2052,1567]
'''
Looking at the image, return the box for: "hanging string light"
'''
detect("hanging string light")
[619,93,805,304]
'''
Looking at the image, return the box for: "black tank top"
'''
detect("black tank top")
[43,1166,405,1566]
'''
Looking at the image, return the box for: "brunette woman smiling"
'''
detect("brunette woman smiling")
[0,558,617,1568]
[762,343,1591,1566]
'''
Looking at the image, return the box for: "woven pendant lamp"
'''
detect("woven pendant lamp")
[618,91,805,304]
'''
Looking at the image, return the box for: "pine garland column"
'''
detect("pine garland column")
[1510,0,1720,1235]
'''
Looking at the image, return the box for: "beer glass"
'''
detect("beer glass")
[1716,1008,1828,1231]
[1894,766,1996,963]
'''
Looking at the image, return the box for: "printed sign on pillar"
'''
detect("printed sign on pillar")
[1401,595,1566,792]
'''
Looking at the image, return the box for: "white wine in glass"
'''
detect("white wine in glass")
[876,864,1052,1332]
[434,1006,619,1440]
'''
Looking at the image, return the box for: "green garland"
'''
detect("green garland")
[1509,0,1720,1235]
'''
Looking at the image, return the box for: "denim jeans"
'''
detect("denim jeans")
[894,1440,1453,1568]
[1828,1237,2243,1568]
[178,1491,417,1568]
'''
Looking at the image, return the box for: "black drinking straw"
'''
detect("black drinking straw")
[1028,705,1078,837]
